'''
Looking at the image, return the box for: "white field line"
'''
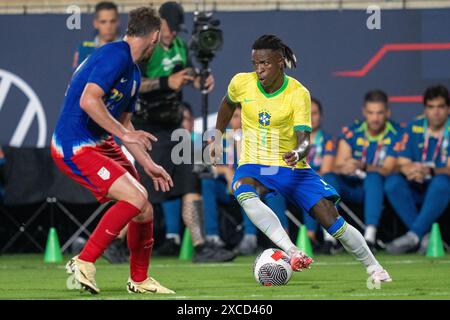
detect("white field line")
[1,259,450,270]
[144,259,450,268]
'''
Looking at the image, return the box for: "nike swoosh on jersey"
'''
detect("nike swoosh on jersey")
[120,77,127,83]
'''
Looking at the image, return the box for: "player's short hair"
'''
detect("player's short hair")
[126,7,161,37]
[94,1,118,16]
[364,89,388,108]
[252,34,297,69]
[423,85,450,106]
[311,97,323,114]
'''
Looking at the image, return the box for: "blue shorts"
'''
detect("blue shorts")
[232,164,340,213]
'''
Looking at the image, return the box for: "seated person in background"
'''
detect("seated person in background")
[157,104,236,262]
[135,2,233,263]
[385,85,450,254]
[155,104,200,254]
[300,98,339,253]
[202,107,289,255]
[72,1,120,68]
[326,90,400,250]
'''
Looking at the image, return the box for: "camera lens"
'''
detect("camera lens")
[199,30,222,51]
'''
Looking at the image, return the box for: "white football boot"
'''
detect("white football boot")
[126,277,175,294]
[65,255,100,294]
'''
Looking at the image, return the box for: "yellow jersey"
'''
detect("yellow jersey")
[227,72,312,169]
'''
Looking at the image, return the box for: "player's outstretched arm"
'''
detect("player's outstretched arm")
[80,83,155,151]
[119,112,173,192]
[282,131,311,167]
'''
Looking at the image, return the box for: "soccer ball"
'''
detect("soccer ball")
[253,248,292,286]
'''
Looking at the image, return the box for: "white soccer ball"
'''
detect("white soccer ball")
[253,248,292,286]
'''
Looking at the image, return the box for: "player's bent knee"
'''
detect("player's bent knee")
[133,192,149,212]
[108,172,148,209]
[310,198,339,229]
[133,201,154,223]
[117,187,148,212]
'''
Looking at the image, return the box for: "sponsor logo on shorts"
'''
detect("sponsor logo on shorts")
[97,167,111,180]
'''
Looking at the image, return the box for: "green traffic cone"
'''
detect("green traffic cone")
[296,225,313,258]
[426,223,445,258]
[179,227,194,261]
[44,227,63,263]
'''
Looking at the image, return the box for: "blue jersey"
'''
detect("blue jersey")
[76,40,98,68]
[75,37,121,68]
[340,120,402,166]
[398,116,450,168]
[307,129,336,172]
[53,41,140,159]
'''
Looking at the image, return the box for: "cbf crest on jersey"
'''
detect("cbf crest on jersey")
[258,110,271,127]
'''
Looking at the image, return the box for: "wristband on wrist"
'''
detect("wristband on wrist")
[159,76,169,90]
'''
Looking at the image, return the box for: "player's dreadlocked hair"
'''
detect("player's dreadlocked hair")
[252,34,297,69]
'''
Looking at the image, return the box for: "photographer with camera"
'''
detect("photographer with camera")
[133,2,234,263]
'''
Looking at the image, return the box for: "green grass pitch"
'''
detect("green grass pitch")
[0,253,449,300]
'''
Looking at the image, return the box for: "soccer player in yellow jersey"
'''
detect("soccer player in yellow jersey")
[212,35,391,283]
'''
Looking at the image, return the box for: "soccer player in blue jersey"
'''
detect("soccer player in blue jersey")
[52,7,175,295]
[211,35,391,284]
[385,85,450,254]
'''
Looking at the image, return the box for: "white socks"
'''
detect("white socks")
[166,233,180,245]
[364,225,377,244]
[241,197,296,255]
[323,228,337,244]
[406,231,420,245]
[335,223,381,274]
